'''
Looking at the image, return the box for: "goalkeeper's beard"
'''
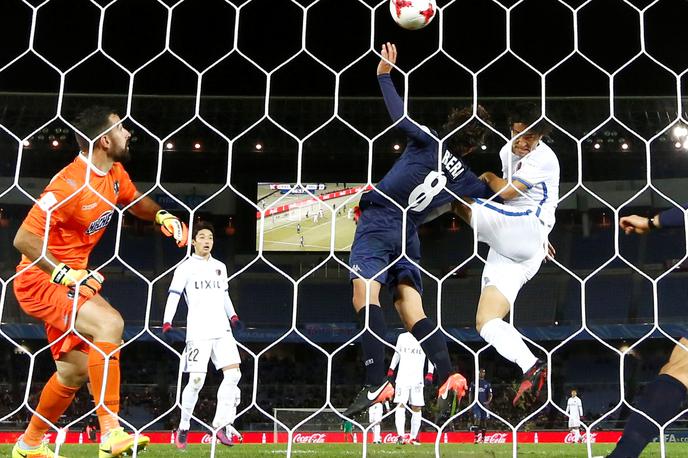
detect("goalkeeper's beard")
[110,145,131,163]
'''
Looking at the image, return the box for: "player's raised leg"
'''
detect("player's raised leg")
[343,278,394,417]
[475,284,544,405]
[606,338,688,457]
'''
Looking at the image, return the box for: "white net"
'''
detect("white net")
[0,0,687,457]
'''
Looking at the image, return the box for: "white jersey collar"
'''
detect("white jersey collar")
[77,153,107,177]
[191,254,212,261]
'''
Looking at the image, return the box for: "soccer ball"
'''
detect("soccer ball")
[389,0,437,30]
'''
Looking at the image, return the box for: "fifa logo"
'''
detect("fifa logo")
[85,210,114,235]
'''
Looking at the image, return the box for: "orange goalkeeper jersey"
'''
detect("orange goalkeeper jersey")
[18,154,138,271]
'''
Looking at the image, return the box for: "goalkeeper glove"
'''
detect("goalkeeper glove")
[424,372,434,386]
[51,263,104,299]
[155,210,188,247]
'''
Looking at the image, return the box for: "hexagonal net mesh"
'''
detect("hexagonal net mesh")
[0,0,687,457]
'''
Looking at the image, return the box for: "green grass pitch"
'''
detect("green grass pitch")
[2,443,685,457]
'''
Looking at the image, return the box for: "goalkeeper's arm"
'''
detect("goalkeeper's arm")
[127,192,188,247]
[14,226,103,298]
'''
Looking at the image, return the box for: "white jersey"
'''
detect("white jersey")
[566,396,583,420]
[166,254,233,342]
[391,333,431,387]
[499,140,560,228]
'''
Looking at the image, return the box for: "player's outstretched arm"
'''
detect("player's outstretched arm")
[619,214,655,235]
[376,42,433,145]
[128,192,188,247]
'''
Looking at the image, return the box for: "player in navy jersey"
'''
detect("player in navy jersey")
[470,368,493,443]
[600,206,687,458]
[344,43,493,421]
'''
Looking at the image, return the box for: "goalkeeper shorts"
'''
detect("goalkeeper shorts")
[14,266,91,360]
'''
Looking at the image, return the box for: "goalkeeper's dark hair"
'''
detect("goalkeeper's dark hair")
[192,220,215,240]
[507,102,552,136]
[441,105,493,155]
[73,106,117,151]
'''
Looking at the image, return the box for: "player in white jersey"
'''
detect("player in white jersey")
[162,222,243,449]
[387,332,434,445]
[566,389,584,443]
[452,103,560,405]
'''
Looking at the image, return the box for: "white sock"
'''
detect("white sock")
[395,405,406,437]
[368,403,382,442]
[213,368,241,429]
[573,428,580,442]
[180,373,206,431]
[410,410,422,439]
[479,318,538,373]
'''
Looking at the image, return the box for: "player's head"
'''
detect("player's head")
[441,105,493,157]
[508,103,552,157]
[571,389,577,397]
[479,368,486,379]
[191,221,215,256]
[74,106,131,163]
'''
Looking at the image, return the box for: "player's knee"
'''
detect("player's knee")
[57,367,88,387]
[188,373,206,392]
[224,367,241,385]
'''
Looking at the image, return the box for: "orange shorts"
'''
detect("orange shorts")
[14,267,91,360]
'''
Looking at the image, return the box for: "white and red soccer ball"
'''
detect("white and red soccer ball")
[389,0,437,30]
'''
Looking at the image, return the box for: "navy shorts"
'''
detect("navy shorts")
[348,204,423,294]
[472,404,490,420]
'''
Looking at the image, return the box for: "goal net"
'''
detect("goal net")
[0,1,686,458]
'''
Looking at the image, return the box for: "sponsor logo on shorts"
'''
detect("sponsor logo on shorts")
[351,264,361,273]
[114,180,120,195]
[81,202,98,211]
[85,210,114,235]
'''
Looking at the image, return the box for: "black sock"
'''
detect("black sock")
[609,374,687,458]
[410,318,453,385]
[357,305,387,386]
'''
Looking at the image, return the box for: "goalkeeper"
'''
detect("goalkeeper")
[11,106,188,458]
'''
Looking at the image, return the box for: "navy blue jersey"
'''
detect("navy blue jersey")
[362,74,493,228]
[471,378,492,403]
[659,204,687,228]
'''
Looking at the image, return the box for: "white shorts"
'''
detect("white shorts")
[183,335,241,373]
[393,384,425,407]
[568,417,581,428]
[471,200,548,306]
